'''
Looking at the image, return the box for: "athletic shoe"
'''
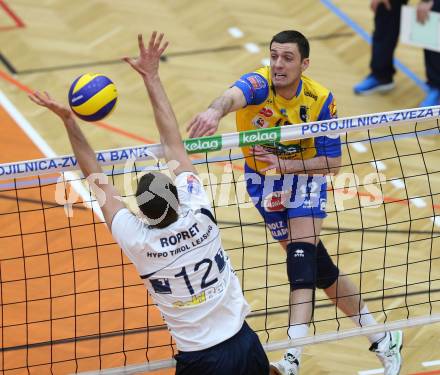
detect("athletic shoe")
[369,330,403,375]
[419,87,440,107]
[353,75,395,95]
[270,348,300,375]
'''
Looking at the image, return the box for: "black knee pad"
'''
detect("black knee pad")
[286,242,317,291]
[316,241,340,289]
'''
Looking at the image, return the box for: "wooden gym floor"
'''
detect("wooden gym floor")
[0,0,439,374]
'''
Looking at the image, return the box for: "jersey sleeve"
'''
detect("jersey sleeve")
[175,172,212,212]
[111,208,149,264]
[232,73,269,106]
[315,92,342,157]
[317,92,337,121]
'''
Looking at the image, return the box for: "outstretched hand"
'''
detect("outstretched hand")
[123,32,169,79]
[28,91,73,121]
[186,109,221,138]
[249,145,283,173]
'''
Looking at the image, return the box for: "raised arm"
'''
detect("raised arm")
[28,92,125,228]
[186,86,246,138]
[124,32,195,176]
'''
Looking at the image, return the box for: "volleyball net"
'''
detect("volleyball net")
[0,107,440,374]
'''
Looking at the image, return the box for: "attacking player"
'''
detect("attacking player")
[29,31,269,375]
[187,30,403,375]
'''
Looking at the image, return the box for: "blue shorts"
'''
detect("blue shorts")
[174,321,269,375]
[245,163,328,241]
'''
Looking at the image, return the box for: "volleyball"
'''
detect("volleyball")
[68,73,118,122]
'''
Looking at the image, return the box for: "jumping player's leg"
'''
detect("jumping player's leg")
[270,217,321,375]
[316,242,403,374]
[281,217,322,331]
[315,240,388,344]
[246,172,327,374]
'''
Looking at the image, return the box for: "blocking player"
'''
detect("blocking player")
[29,31,269,375]
[187,30,403,375]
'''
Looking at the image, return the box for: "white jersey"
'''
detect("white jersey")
[111,172,250,351]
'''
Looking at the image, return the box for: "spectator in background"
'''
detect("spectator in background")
[354,0,440,107]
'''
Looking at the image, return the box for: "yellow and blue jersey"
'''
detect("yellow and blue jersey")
[233,66,341,174]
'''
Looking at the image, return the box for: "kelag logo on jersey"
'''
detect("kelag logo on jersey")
[184,136,222,153]
[239,127,281,147]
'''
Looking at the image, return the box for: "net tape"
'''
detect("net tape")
[1,106,439,180]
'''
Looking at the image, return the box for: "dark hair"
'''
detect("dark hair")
[270,30,310,59]
[135,171,179,228]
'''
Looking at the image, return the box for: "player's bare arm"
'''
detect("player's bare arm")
[250,145,341,175]
[187,86,246,138]
[124,32,195,176]
[28,91,125,227]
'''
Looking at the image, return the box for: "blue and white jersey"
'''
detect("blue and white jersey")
[111,172,249,351]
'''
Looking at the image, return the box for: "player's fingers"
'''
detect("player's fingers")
[188,120,203,138]
[149,31,157,50]
[28,93,43,106]
[199,123,212,137]
[155,33,164,50]
[251,152,265,160]
[251,146,265,155]
[253,154,265,162]
[188,126,199,138]
[186,119,197,137]
[124,57,138,71]
[33,91,47,103]
[123,57,143,73]
[193,123,208,137]
[138,34,146,51]
[122,57,135,67]
[250,145,262,154]
[259,165,273,173]
[205,127,217,136]
[158,41,169,55]
[186,118,195,132]
[44,91,52,101]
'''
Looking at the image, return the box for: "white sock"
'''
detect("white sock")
[350,305,385,344]
[287,324,308,357]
